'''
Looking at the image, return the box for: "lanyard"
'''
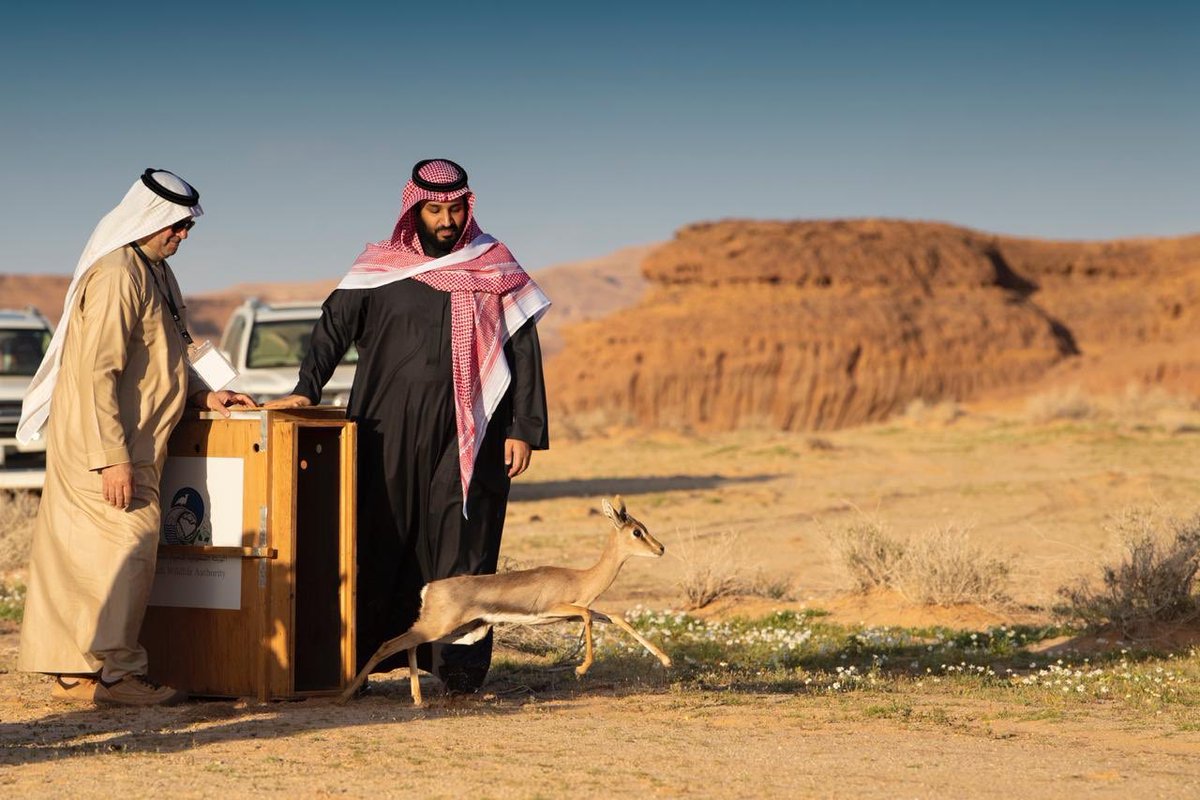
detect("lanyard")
[130,243,194,346]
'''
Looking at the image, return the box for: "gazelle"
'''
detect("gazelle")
[339,496,672,704]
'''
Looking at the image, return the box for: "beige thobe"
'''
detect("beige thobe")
[19,244,199,680]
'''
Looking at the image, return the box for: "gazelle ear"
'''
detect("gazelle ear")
[614,494,627,517]
[601,498,625,529]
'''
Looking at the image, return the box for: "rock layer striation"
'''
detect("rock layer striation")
[548,219,1200,431]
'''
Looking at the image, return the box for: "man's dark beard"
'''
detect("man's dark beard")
[417,221,461,257]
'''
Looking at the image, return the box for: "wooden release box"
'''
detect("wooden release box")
[140,407,356,700]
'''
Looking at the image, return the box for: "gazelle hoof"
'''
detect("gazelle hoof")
[574,664,591,677]
[660,656,673,668]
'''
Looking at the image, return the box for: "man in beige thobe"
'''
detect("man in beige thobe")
[17,169,253,705]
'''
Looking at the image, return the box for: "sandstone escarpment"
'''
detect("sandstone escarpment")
[548,219,1199,432]
[990,236,1200,394]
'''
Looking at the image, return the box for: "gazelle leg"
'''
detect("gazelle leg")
[408,647,422,706]
[577,612,594,676]
[338,629,427,704]
[544,603,594,676]
[594,608,672,667]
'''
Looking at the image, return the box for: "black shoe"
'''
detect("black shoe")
[440,667,487,694]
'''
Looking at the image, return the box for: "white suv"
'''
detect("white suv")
[0,307,52,467]
[219,299,356,405]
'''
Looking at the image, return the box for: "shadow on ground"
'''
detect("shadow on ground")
[510,473,777,501]
[0,663,681,769]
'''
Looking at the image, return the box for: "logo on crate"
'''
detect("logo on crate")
[162,487,214,546]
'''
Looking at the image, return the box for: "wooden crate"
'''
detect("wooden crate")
[140,407,356,700]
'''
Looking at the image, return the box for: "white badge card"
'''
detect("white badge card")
[188,339,238,391]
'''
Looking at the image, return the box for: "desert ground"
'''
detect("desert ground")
[3,396,1200,798]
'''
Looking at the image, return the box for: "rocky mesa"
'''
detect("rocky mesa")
[546,219,1200,432]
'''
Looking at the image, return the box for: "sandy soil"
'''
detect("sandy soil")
[3,629,1199,799]
[3,411,1200,797]
[506,411,1200,616]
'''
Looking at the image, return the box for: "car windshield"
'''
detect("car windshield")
[246,320,358,369]
[0,328,50,376]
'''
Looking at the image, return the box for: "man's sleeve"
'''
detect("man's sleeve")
[293,289,366,403]
[76,263,144,471]
[185,363,207,399]
[504,319,549,450]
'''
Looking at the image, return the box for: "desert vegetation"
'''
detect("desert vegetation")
[1025,385,1200,430]
[1056,507,1200,634]
[491,607,1200,719]
[828,516,1011,606]
[671,529,795,610]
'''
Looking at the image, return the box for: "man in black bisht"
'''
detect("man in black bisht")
[268,159,550,691]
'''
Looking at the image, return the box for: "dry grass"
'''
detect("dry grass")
[0,491,38,575]
[1115,385,1200,433]
[1024,384,1200,431]
[495,621,583,661]
[893,523,1011,606]
[827,516,903,592]
[673,529,746,609]
[900,398,964,426]
[743,568,794,601]
[1056,507,1200,634]
[1025,385,1095,423]
[828,517,1011,606]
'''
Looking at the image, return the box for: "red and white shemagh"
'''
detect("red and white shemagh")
[338,161,550,515]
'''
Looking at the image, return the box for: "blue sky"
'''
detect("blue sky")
[1,1,1196,291]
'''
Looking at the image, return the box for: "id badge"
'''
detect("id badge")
[187,340,239,391]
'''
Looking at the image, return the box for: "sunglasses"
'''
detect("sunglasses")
[171,219,196,233]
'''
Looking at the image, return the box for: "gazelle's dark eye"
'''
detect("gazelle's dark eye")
[633,529,644,538]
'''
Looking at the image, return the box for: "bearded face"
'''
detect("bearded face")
[416,199,468,257]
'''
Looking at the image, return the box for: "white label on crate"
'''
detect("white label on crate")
[159,456,244,547]
[149,555,242,610]
[151,455,246,609]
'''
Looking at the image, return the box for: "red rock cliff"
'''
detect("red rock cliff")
[547,219,1200,431]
